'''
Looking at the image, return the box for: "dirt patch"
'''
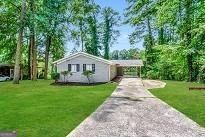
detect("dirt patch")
[111,76,123,83]
[143,80,166,89]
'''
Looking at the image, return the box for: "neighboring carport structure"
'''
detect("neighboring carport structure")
[0,63,14,77]
[111,60,144,77]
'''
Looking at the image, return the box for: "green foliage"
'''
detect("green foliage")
[125,0,156,45]
[51,72,60,82]
[69,0,101,55]
[145,45,189,80]
[82,70,94,84]
[85,14,100,56]
[61,71,72,82]
[101,7,120,59]
[125,0,205,82]
[110,48,140,60]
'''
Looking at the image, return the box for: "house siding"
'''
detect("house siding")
[56,55,110,83]
[109,65,117,80]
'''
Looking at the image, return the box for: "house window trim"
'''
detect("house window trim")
[68,64,80,73]
[71,64,77,72]
[83,64,95,73]
[86,64,92,71]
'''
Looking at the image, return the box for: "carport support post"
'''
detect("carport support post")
[139,66,141,78]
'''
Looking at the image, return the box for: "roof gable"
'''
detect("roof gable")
[53,52,113,65]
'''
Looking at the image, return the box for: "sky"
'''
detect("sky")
[65,0,143,54]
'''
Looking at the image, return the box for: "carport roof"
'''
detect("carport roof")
[111,60,144,67]
[0,63,14,67]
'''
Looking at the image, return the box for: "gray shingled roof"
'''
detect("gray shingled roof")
[111,60,144,67]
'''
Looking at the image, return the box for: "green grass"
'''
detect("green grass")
[150,81,205,128]
[124,71,138,76]
[0,80,117,137]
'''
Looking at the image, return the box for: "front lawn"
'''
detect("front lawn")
[150,81,205,128]
[0,80,117,137]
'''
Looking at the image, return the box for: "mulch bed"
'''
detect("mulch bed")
[189,87,205,90]
[111,76,123,83]
[51,76,122,86]
[51,82,107,86]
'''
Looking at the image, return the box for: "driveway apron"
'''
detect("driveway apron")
[67,78,205,137]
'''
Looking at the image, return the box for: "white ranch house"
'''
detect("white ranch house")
[53,52,143,83]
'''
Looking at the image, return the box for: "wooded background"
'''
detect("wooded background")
[0,0,204,83]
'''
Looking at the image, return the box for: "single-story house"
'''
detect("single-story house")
[53,52,143,83]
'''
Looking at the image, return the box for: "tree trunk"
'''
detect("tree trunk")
[30,0,37,81]
[185,0,193,81]
[103,13,110,59]
[187,54,193,81]
[158,27,164,45]
[80,20,84,52]
[147,17,154,46]
[44,35,51,79]
[27,35,31,80]
[13,0,26,84]
[31,34,37,80]
[29,36,33,80]
[158,0,165,45]
[28,37,31,80]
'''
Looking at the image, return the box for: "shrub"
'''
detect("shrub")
[82,70,94,84]
[61,71,72,82]
[51,72,60,82]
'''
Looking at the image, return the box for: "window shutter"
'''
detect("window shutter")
[92,64,95,72]
[77,64,80,72]
[68,64,71,71]
[83,64,86,71]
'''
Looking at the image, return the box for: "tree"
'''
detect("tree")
[39,0,70,79]
[85,2,101,56]
[29,0,37,81]
[155,0,204,81]
[69,0,89,51]
[110,48,140,60]
[69,0,104,56]
[119,49,128,60]
[111,50,119,59]
[125,0,156,46]
[0,1,19,63]
[125,0,156,74]
[101,7,120,59]
[184,0,193,81]
[143,34,155,68]
[13,0,26,84]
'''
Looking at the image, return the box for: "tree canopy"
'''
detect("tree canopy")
[0,0,204,83]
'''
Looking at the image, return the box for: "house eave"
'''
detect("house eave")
[53,52,114,65]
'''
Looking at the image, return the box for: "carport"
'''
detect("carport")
[111,60,144,77]
[0,64,14,77]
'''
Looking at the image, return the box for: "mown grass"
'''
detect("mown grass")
[0,80,117,137]
[150,80,205,128]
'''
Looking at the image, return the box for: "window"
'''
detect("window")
[68,64,80,72]
[86,64,92,71]
[71,64,77,72]
[83,64,95,72]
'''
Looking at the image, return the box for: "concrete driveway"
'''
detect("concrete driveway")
[67,78,205,137]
